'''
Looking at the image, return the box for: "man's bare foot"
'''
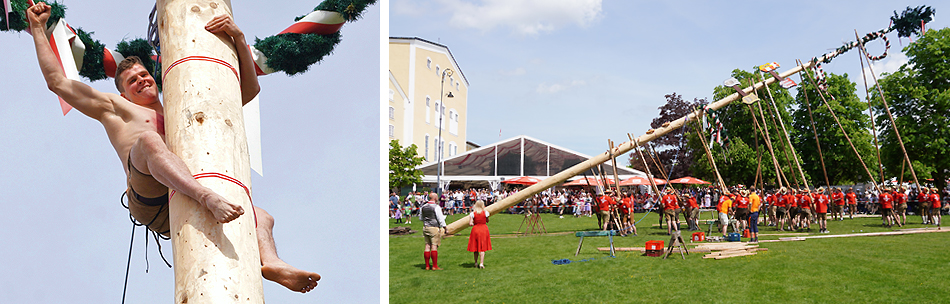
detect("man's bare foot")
[199,191,244,223]
[262,262,321,293]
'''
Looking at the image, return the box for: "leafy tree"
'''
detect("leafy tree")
[389,139,425,193]
[690,136,758,187]
[793,72,877,186]
[874,27,950,190]
[628,93,703,179]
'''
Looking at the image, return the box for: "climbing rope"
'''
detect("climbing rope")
[120,191,172,304]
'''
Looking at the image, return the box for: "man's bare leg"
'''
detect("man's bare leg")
[130,132,243,223]
[255,207,321,293]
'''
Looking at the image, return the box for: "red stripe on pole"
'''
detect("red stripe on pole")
[162,55,239,84]
[170,172,258,227]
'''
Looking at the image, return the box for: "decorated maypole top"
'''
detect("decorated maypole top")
[2,0,377,85]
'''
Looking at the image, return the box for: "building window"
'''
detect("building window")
[435,102,440,129]
[426,57,432,69]
[388,124,395,138]
[436,65,441,76]
[425,96,431,124]
[388,89,394,102]
[449,109,458,135]
[456,83,460,90]
[424,135,429,161]
[389,106,395,120]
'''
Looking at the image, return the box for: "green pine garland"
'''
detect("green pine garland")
[3,0,375,80]
[255,0,377,75]
[75,28,106,81]
[891,5,936,38]
[0,0,65,32]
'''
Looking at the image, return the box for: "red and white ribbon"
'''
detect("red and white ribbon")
[250,10,345,76]
[47,18,85,115]
[102,47,125,78]
[279,10,344,35]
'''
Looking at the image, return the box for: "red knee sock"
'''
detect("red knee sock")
[431,251,439,268]
[424,251,431,268]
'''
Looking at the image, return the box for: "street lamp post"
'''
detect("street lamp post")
[436,68,454,197]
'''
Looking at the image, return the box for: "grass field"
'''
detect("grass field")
[389,211,949,304]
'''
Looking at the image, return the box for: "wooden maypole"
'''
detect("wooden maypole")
[158,0,264,303]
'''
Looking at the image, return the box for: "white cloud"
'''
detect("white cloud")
[861,51,908,85]
[536,79,587,94]
[441,0,603,35]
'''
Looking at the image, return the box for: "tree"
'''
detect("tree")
[874,27,950,190]
[628,93,703,179]
[389,139,425,193]
[793,72,877,186]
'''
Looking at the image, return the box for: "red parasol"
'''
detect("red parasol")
[501,176,543,185]
[668,176,711,185]
[619,176,668,186]
[562,177,615,187]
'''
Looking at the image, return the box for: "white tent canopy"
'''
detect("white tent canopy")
[417,135,646,187]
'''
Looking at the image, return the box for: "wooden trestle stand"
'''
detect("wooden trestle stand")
[158,0,264,303]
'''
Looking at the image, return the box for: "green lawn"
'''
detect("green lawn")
[389,211,949,304]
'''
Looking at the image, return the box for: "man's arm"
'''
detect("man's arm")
[28,3,113,120]
[205,14,260,105]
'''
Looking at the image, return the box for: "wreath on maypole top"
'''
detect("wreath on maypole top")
[2,0,377,83]
[804,5,934,92]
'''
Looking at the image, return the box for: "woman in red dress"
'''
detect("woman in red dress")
[468,200,492,269]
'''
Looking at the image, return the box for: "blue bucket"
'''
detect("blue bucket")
[727,232,741,242]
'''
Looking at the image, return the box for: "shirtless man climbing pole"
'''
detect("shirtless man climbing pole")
[27,2,319,293]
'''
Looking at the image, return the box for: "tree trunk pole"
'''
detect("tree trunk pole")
[445,59,821,234]
[158,0,264,303]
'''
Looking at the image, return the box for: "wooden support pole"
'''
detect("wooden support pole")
[857,41,921,189]
[445,59,820,234]
[853,32,886,183]
[158,0,264,303]
[796,60,831,188]
[756,72,808,189]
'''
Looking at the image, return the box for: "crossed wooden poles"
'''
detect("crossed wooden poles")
[445,57,829,235]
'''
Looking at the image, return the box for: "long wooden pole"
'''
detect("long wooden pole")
[757,72,808,189]
[158,1,264,303]
[801,63,880,193]
[445,60,822,234]
[796,60,831,188]
[753,100,788,189]
[857,42,921,189]
[854,31,886,182]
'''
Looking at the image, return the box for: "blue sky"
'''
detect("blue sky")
[390,0,944,159]
[0,0,379,303]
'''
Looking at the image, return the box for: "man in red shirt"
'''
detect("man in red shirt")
[661,189,680,235]
[894,186,909,226]
[879,187,899,228]
[597,190,617,230]
[774,188,789,231]
[619,193,637,235]
[798,189,813,231]
[733,190,751,233]
[846,187,858,219]
[814,188,829,233]
[929,187,942,226]
[685,192,700,231]
[918,188,931,225]
[786,189,799,230]
[831,188,845,221]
